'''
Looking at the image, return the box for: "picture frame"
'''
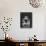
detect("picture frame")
[20,12,32,28]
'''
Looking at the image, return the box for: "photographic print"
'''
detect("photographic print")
[20,12,32,28]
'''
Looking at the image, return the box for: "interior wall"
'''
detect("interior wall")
[0,0,46,40]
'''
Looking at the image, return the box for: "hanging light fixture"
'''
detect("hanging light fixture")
[29,0,44,8]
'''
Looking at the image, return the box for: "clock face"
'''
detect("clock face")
[29,0,43,8]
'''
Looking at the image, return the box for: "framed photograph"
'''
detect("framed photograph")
[20,12,32,28]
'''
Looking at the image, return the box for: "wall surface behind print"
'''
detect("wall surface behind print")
[0,0,46,40]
